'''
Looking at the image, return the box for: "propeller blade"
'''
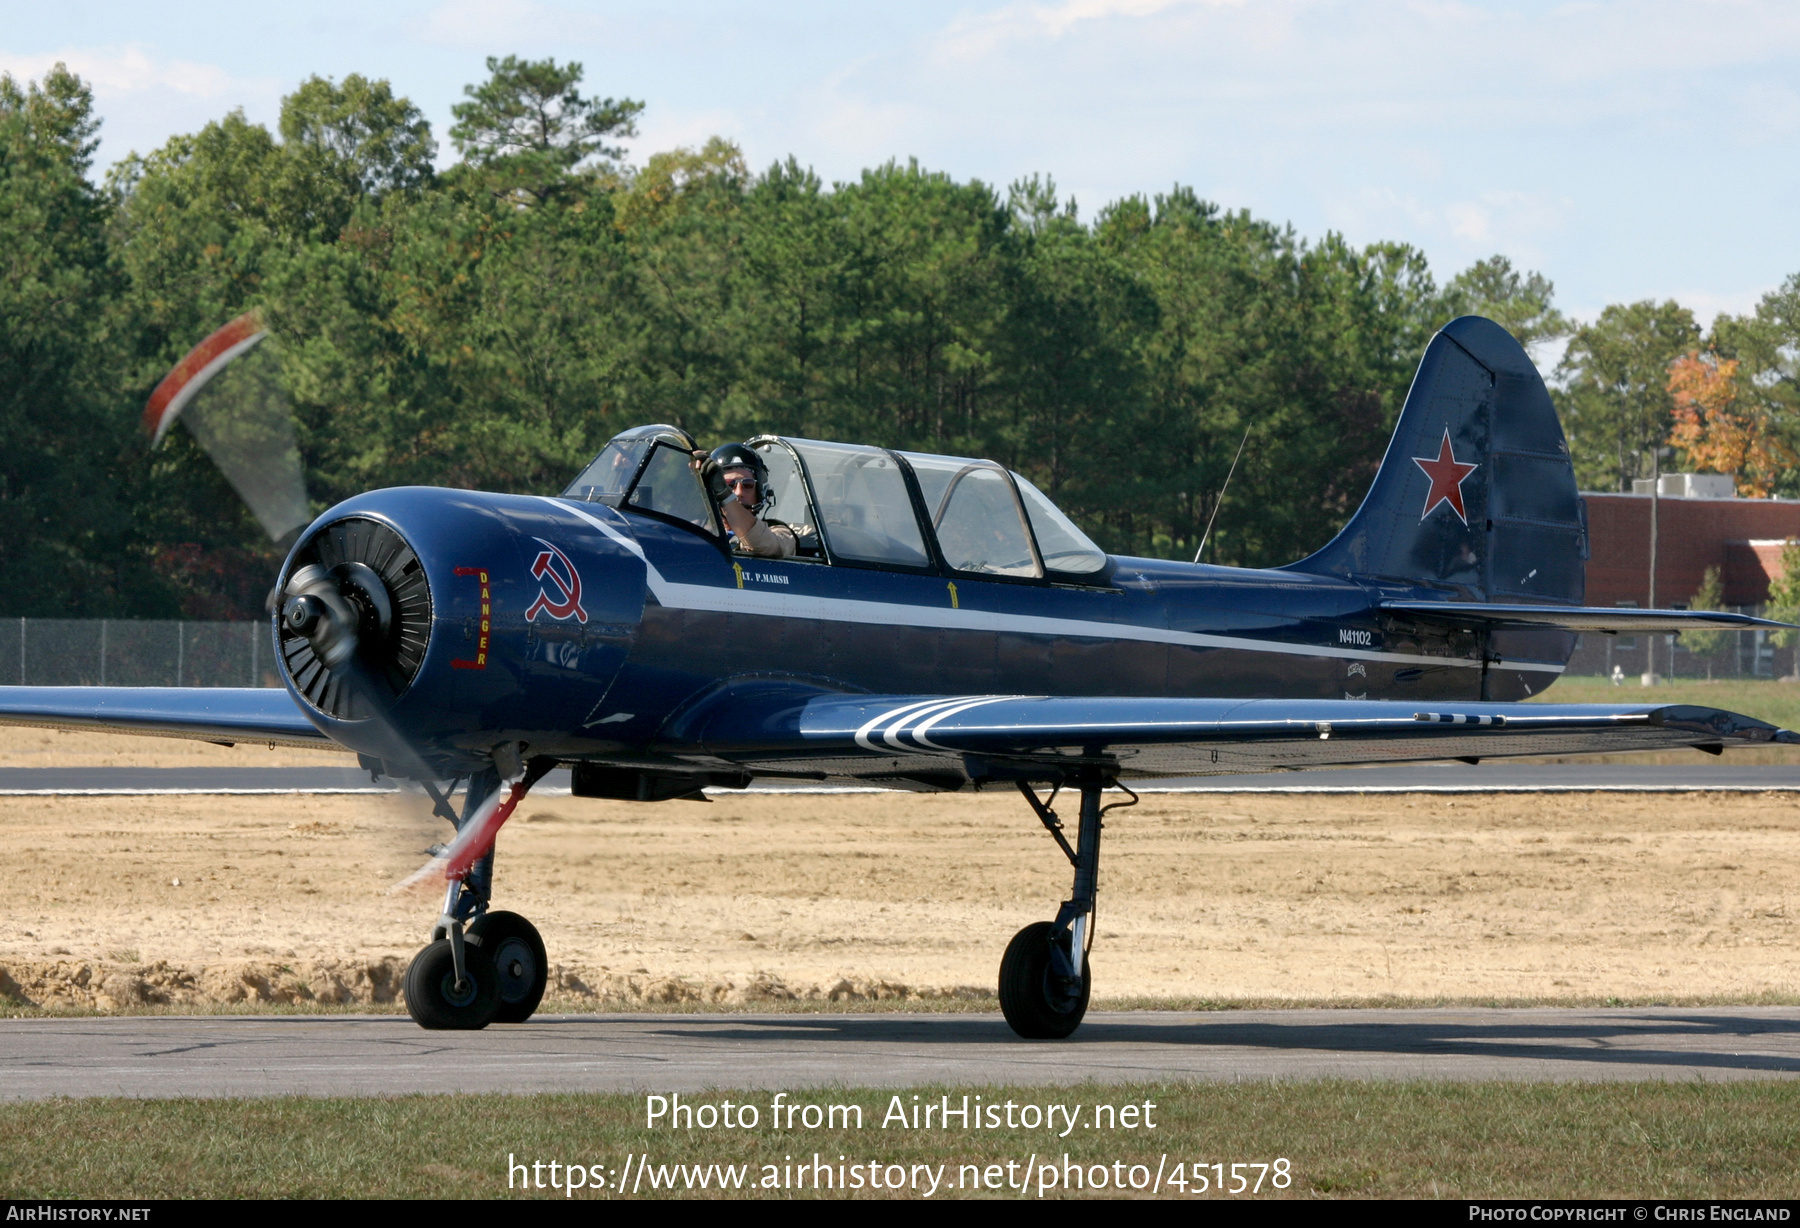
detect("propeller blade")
[146,314,312,544]
[391,774,527,892]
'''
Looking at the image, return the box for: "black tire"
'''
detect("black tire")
[998,920,1091,1039]
[403,938,500,1030]
[469,910,548,1024]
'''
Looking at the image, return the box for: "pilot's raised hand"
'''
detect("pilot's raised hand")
[693,450,732,508]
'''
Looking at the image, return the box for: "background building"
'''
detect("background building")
[1566,476,1797,678]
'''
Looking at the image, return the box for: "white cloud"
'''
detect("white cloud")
[627,106,748,161]
[0,45,247,99]
[1442,191,1568,249]
[920,0,1800,131]
[1669,286,1778,329]
[1447,204,1491,243]
[937,0,1238,57]
[0,44,281,163]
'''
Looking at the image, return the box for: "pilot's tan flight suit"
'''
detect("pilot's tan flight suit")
[732,517,797,559]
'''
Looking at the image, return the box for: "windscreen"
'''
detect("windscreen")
[1012,474,1109,574]
[753,441,823,556]
[563,438,650,502]
[626,443,716,531]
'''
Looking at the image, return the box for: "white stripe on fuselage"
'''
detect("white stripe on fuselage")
[551,499,1564,675]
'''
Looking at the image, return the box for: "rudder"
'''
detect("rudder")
[1287,315,1586,603]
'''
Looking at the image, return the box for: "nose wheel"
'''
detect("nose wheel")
[997,774,1131,1040]
[404,936,500,1029]
[469,910,548,1023]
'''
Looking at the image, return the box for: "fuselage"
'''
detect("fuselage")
[279,485,1571,771]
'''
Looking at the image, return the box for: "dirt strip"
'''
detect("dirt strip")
[4,781,1799,1011]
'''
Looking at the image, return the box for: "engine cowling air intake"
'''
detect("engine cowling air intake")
[279,517,432,720]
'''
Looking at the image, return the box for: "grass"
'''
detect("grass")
[1539,675,1800,728]
[1525,675,1800,762]
[4,1081,1799,1199]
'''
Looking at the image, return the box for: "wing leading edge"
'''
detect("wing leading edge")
[660,691,1798,786]
[0,687,334,749]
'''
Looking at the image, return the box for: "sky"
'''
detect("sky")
[6,0,1800,328]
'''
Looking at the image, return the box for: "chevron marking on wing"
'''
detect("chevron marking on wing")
[910,695,1037,752]
[855,698,961,753]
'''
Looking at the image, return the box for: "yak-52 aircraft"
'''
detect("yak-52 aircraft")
[3,316,1793,1037]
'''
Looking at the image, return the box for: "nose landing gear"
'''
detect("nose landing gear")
[998,773,1134,1039]
[402,767,552,1030]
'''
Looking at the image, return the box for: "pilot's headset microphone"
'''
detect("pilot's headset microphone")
[700,442,772,515]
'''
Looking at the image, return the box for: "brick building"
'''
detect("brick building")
[1566,482,1800,677]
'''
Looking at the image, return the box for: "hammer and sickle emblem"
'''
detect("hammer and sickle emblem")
[524,539,588,623]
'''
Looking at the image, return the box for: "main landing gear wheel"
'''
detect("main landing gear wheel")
[469,910,547,1023]
[999,920,1091,1039]
[404,938,500,1030]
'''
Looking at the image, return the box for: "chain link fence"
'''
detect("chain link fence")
[0,620,280,688]
[0,619,1785,688]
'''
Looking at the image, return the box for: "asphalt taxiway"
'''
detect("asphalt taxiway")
[5,1008,1799,1099]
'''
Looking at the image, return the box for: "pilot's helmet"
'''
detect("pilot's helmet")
[709,442,771,509]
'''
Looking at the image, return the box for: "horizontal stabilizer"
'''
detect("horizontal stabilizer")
[1380,601,1798,635]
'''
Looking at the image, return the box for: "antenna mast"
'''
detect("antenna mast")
[1193,427,1251,565]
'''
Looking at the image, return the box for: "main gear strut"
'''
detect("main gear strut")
[998,770,1137,1039]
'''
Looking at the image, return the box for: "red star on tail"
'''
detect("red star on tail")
[1412,429,1479,523]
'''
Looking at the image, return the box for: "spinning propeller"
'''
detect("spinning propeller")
[143,312,312,550]
[145,315,532,892]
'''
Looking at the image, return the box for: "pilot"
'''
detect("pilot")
[695,443,797,559]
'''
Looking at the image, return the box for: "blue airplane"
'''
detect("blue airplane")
[2,316,1791,1037]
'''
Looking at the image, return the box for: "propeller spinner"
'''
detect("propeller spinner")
[278,517,431,721]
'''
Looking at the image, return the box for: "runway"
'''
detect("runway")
[0,762,1794,794]
[6,1008,1800,1099]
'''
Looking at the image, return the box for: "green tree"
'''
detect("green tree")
[1556,300,1700,492]
[1439,254,1568,350]
[0,65,167,613]
[112,76,442,614]
[279,73,437,198]
[1763,540,1800,677]
[15,59,1676,616]
[1706,274,1800,498]
[1084,190,1433,563]
[448,56,642,203]
[1681,564,1729,678]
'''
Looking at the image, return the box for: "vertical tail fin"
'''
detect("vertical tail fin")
[1287,315,1586,603]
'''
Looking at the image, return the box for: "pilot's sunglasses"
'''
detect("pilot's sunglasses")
[725,477,758,489]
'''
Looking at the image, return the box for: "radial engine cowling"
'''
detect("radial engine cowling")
[274,488,649,770]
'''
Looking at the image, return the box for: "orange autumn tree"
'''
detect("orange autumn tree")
[1667,350,1797,496]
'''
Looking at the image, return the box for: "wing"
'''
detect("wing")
[1380,601,1795,634]
[0,686,336,749]
[657,688,1798,788]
